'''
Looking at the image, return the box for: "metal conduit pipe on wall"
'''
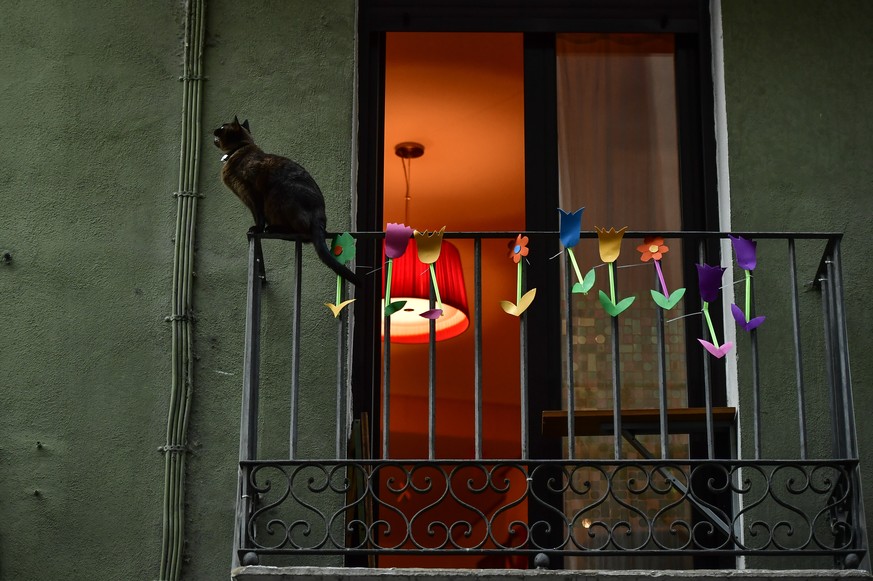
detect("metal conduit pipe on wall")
[160,0,206,579]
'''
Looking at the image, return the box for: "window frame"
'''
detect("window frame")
[353,2,725,566]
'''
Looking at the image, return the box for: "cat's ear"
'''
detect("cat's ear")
[242,119,251,132]
[233,115,240,126]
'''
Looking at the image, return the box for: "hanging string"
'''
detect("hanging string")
[401,155,412,224]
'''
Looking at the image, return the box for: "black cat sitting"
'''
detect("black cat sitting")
[213,117,358,285]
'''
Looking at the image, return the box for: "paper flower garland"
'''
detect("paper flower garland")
[729,235,766,331]
[637,237,686,310]
[414,227,446,319]
[325,232,357,317]
[383,223,414,317]
[696,264,734,358]
[559,208,596,294]
[596,227,635,317]
[501,234,537,316]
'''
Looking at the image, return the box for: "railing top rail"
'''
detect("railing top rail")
[251,230,843,241]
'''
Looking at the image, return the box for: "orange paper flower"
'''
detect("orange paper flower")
[595,227,627,263]
[637,237,669,262]
[508,234,530,264]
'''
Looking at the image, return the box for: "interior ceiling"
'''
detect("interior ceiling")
[383,32,526,231]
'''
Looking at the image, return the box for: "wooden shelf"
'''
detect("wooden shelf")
[541,407,736,438]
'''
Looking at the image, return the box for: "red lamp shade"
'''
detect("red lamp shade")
[382,240,469,343]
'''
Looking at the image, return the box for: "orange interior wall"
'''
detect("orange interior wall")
[380,32,528,568]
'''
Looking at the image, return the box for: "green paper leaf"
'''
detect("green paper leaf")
[384,300,407,317]
[598,290,615,312]
[650,287,686,310]
[599,291,635,317]
[572,268,596,294]
[613,295,636,315]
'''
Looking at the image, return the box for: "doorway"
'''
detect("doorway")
[354,1,722,569]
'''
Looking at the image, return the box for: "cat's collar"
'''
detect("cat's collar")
[220,147,243,163]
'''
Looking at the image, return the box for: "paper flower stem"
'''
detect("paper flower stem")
[429,263,443,310]
[567,248,584,284]
[702,301,720,348]
[608,262,616,304]
[517,260,523,304]
[654,259,670,299]
[335,274,342,306]
[385,259,394,304]
[745,270,751,320]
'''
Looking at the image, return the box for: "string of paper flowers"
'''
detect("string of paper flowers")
[328,216,765,360]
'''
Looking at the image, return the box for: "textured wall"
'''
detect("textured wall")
[0,1,355,579]
[193,0,356,574]
[721,0,873,557]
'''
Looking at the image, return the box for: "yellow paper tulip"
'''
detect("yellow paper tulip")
[414,227,445,264]
[595,226,627,263]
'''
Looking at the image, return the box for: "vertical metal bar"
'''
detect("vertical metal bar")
[234,235,263,561]
[382,255,392,460]
[656,281,669,460]
[564,254,576,459]
[830,241,857,458]
[611,314,622,461]
[429,279,437,461]
[819,272,840,458]
[750,274,762,461]
[825,261,847,457]
[289,240,303,460]
[474,238,483,460]
[335,282,348,460]
[834,237,870,563]
[520,263,529,461]
[698,240,714,459]
[610,265,622,461]
[788,239,808,460]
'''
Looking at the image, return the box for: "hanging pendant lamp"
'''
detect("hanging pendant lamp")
[381,142,469,343]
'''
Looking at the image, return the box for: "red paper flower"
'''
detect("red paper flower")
[508,235,530,264]
[637,237,669,262]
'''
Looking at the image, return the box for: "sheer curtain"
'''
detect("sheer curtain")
[557,33,681,230]
[556,33,692,570]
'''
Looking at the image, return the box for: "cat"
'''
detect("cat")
[213,117,358,285]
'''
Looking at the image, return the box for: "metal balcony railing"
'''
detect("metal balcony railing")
[232,230,866,571]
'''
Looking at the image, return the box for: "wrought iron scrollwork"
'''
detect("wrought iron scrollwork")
[238,459,861,562]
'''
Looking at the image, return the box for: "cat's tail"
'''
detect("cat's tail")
[311,224,360,286]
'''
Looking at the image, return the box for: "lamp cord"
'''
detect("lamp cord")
[401,155,412,224]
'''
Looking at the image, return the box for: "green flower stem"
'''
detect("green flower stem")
[745,270,751,320]
[702,301,720,348]
[608,262,616,304]
[429,263,443,309]
[517,260,523,304]
[335,275,342,306]
[567,248,584,284]
[385,259,393,304]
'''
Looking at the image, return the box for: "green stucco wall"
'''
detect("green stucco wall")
[0,1,355,579]
[3,0,873,578]
[721,0,873,557]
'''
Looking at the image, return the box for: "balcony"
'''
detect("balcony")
[230,230,867,576]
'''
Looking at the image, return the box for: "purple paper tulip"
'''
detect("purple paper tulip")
[696,264,726,303]
[385,223,414,259]
[729,235,758,271]
[558,208,584,248]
